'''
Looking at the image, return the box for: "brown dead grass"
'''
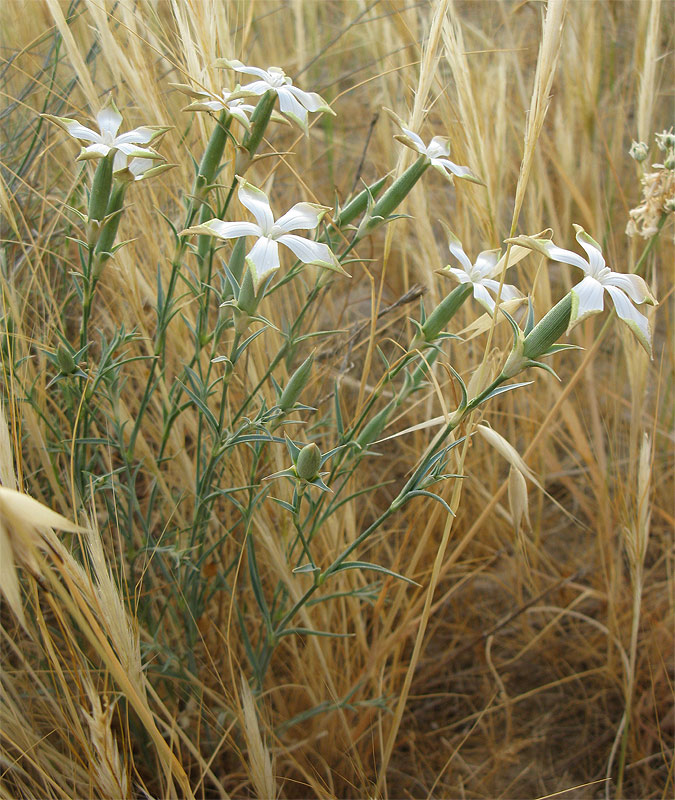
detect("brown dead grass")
[0,1,673,798]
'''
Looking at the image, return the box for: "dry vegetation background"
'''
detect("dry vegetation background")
[0,0,673,798]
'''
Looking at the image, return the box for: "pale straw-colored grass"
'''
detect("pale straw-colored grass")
[1,1,672,798]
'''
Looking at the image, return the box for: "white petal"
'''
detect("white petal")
[247,237,280,286]
[114,127,157,145]
[400,127,426,155]
[472,283,496,314]
[473,249,500,278]
[481,278,521,302]
[224,61,272,81]
[127,157,155,178]
[63,121,102,142]
[96,107,123,138]
[445,266,472,284]
[574,231,605,275]
[569,275,605,328]
[237,180,275,234]
[78,143,111,159]
[227,105,251,128]
[542,242,590,272]
[277,234,338,266]
[431,157,472,178]
[426,136,451,159]
[603,271,656,305]
[272,202,325,234]
[236,79,272,96]
[115,143,162,159]
[276,87,309,128]
[448,240,473,273]
[184,220,261,239]
[287,85,331,113]
[605,285,652,355]
[112,150,126,172]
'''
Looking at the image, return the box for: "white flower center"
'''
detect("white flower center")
[596,265,612,282]
[266,68,287,88]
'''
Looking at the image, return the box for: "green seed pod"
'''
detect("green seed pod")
[56,345,77,375]
[88,151,115,223]
[295,442,321,481]
[279,351,314,412]
[522,293,572,359]
[418,283,472,344]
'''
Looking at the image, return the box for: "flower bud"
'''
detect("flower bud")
[655,130,675,151]
[629,141,649,163]
[56,345,77,375]
[295,443,321,481]
[413,283,472,347]
[522,293,572,359]
[279,351,314,412]
[236,267,258,316]
[356,400,394,450]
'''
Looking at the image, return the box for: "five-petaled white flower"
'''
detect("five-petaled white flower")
[512,225,658,356]
[394,125,482,185]
[215,60,334,131]
[443,231,522,314]
[181,178,345,289]
[43,99,166,171]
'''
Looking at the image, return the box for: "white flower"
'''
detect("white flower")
[525,225,658,356]
[215,60,335,130]
[174,84,255,128]
[181,178,345,289]
[43,99,165,170]
[443,231,522,314]
[394,125,482,184]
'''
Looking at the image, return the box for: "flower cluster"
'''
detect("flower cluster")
[627,129,675,239]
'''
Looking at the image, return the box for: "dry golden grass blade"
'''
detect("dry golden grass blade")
[239,675,276,800]
[510,0,567,237]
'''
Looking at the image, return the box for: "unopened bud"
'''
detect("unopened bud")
[56,345,77,375]
[279,351,314,412]
[629,140,649,163]
[295,443,321,481]
[522,293,572,359]
[237,268,258,316]
[413,283,472,347]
